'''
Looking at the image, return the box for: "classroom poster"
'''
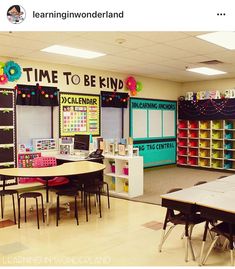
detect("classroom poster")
[59,93,100,136]
[129,97,177,168]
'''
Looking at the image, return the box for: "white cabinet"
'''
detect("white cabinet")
[103,154,143,198]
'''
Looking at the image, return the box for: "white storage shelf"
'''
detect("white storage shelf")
[103,155,143,198]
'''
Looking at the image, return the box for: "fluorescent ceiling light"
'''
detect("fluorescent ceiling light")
[186,67,226,76]
[197,32,235,50]
[41,45,106,59]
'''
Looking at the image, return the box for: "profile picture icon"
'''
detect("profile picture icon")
[7,5,26,24]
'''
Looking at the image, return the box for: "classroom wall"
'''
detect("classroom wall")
[181,78,235,93]
[0,57,182,139]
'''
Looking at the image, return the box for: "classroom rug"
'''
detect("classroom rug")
[131,166,232,205]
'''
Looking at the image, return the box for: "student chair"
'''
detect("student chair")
[159,188,206,262]
[83,182,102,221]
[199,218,235,265]
[18,191,45,229]
[33,157,70,188]
[56,188,79,226]
[0,176,19,224]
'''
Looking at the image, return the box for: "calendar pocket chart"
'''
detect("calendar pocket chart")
[59,92,100,136]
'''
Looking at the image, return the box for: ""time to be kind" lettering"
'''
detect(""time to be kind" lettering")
[22,67,124,91]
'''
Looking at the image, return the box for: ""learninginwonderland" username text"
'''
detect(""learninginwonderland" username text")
[32,10,124,20]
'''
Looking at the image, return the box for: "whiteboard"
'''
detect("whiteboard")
[163,110,175,137]
[149,110,162,137]
[17,106,52,145]
[133,110,147,138]
[101,107,122,139]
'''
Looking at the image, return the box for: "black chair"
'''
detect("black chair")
[18,192,45,229]
[88,157,110,209]
[194,181,207,186]
[0,176,19,224]
[201,221,235,266]
[159,188,206,262]
[83,181,102,222]
[217,176,228,179]
[56,188,79,226]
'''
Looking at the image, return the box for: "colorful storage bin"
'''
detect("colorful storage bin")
[111,165,115,173]
[178,140,187,146]
[200,141,209,148]
[212,151,220,158]
[224,162,232,169]
[225,122,233,129]
[212,160,221,168]
[200,122,209,129]
[212,141,221,149]
[189,121,198,129]
[225,142,232,149]
[178,148,187,155]
[178,157,187,165]
[188,158,197,166]
[188,149,197,156]
[225,132,232,139]
[199,159,208,167]
[178,121,187,128]
[200,131,209,138]
[212,121,222,129]
[224,152,232,159]
[189,131,198,138]
[189,140,198,147]
[123,167,129,175]
[199,150,208,157]
[178,130,187,138]
[212,131,221,139]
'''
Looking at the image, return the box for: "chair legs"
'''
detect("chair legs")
[103,182,110,209]
[56,194,79,226]
[1,195,3,218]
[11,194,16,224]
[18,193,44,229]
[0,193,18,224]
[158,225,175,252]
[202,235,219,265]
[84,190,102,220]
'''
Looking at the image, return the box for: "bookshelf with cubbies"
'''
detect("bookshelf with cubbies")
[177,119,235,171]
[103,154,143,198]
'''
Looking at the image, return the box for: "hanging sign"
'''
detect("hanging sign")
[59,92,100,136]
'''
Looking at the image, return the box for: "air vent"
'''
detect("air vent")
[199,60,224,65]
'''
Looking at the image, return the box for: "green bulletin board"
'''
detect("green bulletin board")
[129,97,177,168]
[59,92,100,137]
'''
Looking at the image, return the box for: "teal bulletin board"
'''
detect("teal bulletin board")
[129,98,177,168]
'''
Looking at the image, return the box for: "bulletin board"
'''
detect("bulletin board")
[59,92,100,137]
[129,97,177,168]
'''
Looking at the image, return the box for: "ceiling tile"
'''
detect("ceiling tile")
[81,32,155,49]
[166,36,227,54]
[129,32,190,43]
[138,43,195,59]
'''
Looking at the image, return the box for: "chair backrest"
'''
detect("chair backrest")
[166,188,183,219]
[217,176,227,179]
[33,156,57,168]
[194,181,207,186]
